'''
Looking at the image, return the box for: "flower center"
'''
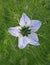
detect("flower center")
[20,26,31,36]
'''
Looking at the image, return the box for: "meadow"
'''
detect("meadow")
[0,0,50,65]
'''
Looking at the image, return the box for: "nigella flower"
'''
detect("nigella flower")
[8,13,42,49]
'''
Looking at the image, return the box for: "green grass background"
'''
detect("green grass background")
[0,0,50,65]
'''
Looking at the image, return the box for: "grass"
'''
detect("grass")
[0,0,50,65]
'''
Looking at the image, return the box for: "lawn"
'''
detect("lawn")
[0,0,50,65]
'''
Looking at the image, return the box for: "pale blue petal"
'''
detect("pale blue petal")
[28,33,40,46]
[8,26,21,37]
[18,36,29,49]
[19,13,31,27]
[30,20,42,32]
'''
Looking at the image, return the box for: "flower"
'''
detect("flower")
[8,13,42,49]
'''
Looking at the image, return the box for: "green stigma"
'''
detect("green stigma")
[20,26,31,36]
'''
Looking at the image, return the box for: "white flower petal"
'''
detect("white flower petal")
[19,13,31,27]
[8,26,21,37]
[18,36,29,49]
[28,33,40,46]
[30,20,42,32]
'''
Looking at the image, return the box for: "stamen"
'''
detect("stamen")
[20,26,31,36]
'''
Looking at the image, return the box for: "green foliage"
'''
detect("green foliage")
[0,0,50,65]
